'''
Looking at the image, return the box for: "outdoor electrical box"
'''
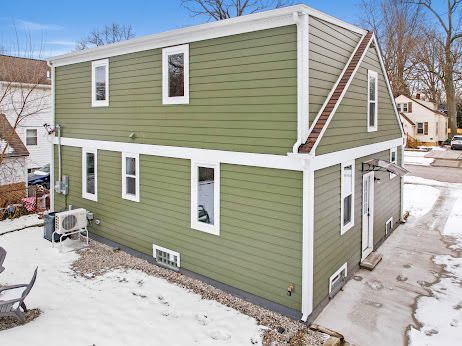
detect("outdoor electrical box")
[54,175,69,195]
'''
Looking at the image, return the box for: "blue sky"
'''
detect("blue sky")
[0,0,440,58]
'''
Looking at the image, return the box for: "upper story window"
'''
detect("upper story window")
[122,152,140,202]
[91,59,109,107]
[191,161,220,236]
[397,102,408,113]
[162,44,189,105]
[367,70,378,132]
[82,148,97,201]
[341,160,355,234]
[25,129,37,146]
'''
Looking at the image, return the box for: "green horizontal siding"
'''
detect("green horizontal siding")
[54,145,303,310]
[316,45,402,155]
[54,25,298,155]
[312,148,402,308]
[309,16,362,123]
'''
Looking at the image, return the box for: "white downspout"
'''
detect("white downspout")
[292,10,310,153]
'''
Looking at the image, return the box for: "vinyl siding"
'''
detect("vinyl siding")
[54,25,298,155]
[316,45,402,155]
[308,17,362,123]
[312,148,402,307]
[54,145,303,310]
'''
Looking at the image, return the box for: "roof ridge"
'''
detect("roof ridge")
[298,31,374,153]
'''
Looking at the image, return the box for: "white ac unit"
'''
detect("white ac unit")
[55,208,88,234]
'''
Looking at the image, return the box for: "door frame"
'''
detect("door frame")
[361,171,374,260]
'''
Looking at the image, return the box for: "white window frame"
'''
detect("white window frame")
[82,148,98,201]
[122,152,140,202]
[341,160,355,234]
[385,217,393,236]
[367,70,378,132]
[91,59,109,107]
[329,262,347,294]
[25,128,38,146]
[162,44,189,105]
[401,103,408,112]
[190,161,220,236]
[417,122,424,134]
[389,147,397,179]
[153,244,181,268]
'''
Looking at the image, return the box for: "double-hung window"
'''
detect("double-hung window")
[122,153,140,202]
[82,148,97,201]
[417,122,428,135]
[191,161,220,235]
[367,70,378,132]
[390,147,397,179]
[162,44,189,105]
[91,59,109,107]
[25,129,38,146]
[341,160,355,234]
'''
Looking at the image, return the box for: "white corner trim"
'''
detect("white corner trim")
[162,44,189,105]
[301,160,314,321]
[367,69,378,132]
[91,59,109,107]
[190,161,220,236]
[310,32,372,155]
[312,138,403,171]
[53,137,305,171]
[340,160,355,235]
[48,63,55,212]
[121,152,140,202]
[329,263,347,294]
[292,10,310,153]
[372,35,405,139]
[48,5,366,68]
[81,147,98,201]
[153,244,181,268]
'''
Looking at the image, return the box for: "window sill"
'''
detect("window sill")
[82,193,98,202]
[162,96,189,105]
[191,221,220,236]
[92,100,109,107]
[340,222,354,235]
[122,194,140,202]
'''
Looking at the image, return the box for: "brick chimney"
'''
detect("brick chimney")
[416,93,421,100]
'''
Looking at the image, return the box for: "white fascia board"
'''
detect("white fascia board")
[48,5,366,67]
[54,137,305,171]
[312,137,404,171]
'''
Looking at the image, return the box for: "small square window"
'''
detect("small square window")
[122,153,139,202]
[162,45,189,105]
[91,59,109,107]
[26,129,37,146]
[153,244,180,270]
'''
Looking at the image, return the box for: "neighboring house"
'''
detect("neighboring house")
[0,55,52,172]
[48,5,405,321]
[395,94,448,146]
[0,113,29,199]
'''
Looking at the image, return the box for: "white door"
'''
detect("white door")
[362,172,374,260]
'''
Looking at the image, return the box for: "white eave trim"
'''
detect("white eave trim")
[47,5,366,67]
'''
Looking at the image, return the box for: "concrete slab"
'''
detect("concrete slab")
[360,252,382,270]
[404,164,462,184]
[314,185,456,346]
[432,159,462,168]
[425,150,462,160]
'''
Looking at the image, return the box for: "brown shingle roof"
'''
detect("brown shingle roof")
[0,55,50,85]
[298,31,374,153]
[400,112,415,126]
[0,114,29,158]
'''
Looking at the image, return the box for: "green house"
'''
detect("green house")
[48,4,405,321]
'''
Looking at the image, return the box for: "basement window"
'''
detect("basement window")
[162,44,189,105]
[329,263,347,298]
[191,161,220,236]
[91,59,109,107]
[153,244,180,270]
[25,129,38,146]
[386,217,393,235]
[341,160,355,234]
[367,70,378,132]
[82,148,97,201]
[122,152,140,202]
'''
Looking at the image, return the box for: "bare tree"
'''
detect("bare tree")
[359,0,423,97]
[180,0,293,20]
[76,23,135,50]
[408,0,462,135]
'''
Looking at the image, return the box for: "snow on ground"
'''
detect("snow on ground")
[0,227,262,345]
[404,150,434,166]
[0,214,42,235]
[407,180,462,345]
[403,183,440,218]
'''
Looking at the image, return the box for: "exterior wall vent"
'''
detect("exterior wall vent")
[153,244,180,271]
[386,217,393,235]
[329,263,347,298]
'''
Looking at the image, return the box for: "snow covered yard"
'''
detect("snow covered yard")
[404,149,434,166]
[0,218,325,346]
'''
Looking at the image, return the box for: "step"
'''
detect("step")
[360,252,382,270]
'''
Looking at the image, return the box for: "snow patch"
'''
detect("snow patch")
[403,184,440,218]
[0,214,42,235]
[404,150,434,166]
[442,196,462,248]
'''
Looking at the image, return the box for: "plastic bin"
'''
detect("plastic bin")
[43,212,62,242]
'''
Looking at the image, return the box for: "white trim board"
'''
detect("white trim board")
[47,5,366,67]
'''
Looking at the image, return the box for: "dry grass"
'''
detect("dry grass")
[0,309,41,331]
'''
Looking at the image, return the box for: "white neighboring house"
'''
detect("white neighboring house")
[395,94,448,146]
[0,55,52,172]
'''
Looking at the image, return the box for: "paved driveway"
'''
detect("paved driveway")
[314,181,457,346]
[405,164,462,184]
